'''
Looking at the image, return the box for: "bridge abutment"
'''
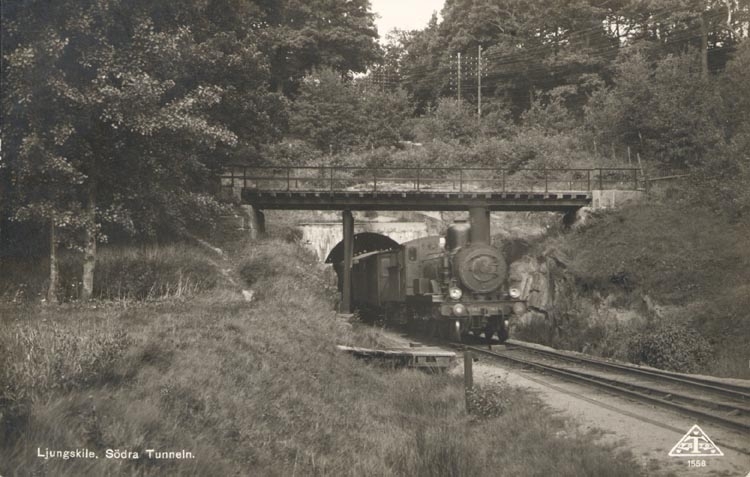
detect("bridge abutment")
[591,189,643,209]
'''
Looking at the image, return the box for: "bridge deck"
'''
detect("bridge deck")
[242,189,591,211]
[223,165,641,212]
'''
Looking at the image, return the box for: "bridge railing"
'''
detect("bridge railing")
[220,166,642,193]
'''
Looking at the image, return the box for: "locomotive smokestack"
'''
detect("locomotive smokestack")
[446,220,470,250]
[469,207,490,244]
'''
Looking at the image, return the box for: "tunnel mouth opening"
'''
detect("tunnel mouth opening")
[325,232,400,264]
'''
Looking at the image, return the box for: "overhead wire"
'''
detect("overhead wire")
[362,5,741,100]
[391,12,654,85]
[411,24,728,87]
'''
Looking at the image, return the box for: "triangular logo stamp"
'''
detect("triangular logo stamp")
[668,425,724,457]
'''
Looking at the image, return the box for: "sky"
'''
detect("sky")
[369,0,444,41]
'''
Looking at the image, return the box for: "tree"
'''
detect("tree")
[685,38,750,219]
[395,15,449,112]
[289,69,410,154]
[261,0,381,95]
[584,47,725,170]
[2,0,285,300]
[384,0,620,116]
[393,0,749,117]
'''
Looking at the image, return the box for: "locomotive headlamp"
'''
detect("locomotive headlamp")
[449,286,463,300]
[509,287,521,299]
[452,303,467,316]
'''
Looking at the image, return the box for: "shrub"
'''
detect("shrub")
[238,239,338,305]
[412,98,479,145]
[334,127,600,174]
[1,244,223,302]
[60,244,221,301]
[277,226,303,243]
[465,384,511,418]
[512,313,556,346]
[626,322,712,372]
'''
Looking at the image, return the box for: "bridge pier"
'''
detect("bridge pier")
[341,210,354,313]
[247,206,265,239]
[562,209,577,228]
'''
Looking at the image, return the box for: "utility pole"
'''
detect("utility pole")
[477,45,482,121]
[457,52,462,103]
[699,12,709,79]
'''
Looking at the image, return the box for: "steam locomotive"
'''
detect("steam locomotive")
[337,208,526,342]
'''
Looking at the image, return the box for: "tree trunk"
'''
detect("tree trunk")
[47,219,59,304]
[81,181,97,300]
[700,13,709,79]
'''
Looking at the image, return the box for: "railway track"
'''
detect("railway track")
[507,340,750,398]
[459,341,750,434]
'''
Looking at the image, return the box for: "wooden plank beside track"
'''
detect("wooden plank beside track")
[336,345,456,369]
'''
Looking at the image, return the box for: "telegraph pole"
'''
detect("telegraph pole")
[477,45,482,121]
[457,52,462,103]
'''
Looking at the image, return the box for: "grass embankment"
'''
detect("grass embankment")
[530,200,750,378]
[2,239,642,476]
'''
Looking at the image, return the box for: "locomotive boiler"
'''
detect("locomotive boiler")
[338,208,526,342]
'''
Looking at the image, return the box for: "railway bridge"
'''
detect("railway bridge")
[222,165,643,312]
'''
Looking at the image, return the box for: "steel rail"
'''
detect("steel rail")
[464,345,750,433]
[507,341,750,401]
[502,349,750,415]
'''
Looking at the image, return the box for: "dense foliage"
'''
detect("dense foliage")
[1,0,380,299]
[3,0,750,300]
[289,69,411,154]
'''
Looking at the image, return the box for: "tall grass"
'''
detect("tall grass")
[0,313,131,447]
[1,243,224,302]
[79,245,222,300]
